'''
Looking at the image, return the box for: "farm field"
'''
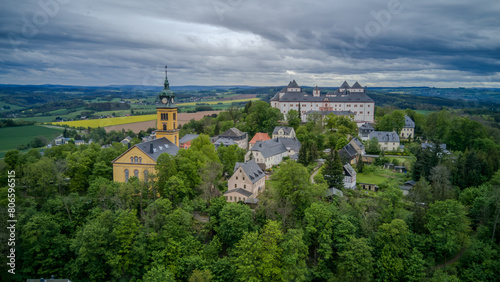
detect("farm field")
[177,97,259,106]
[103,110,222,132]
[0,125,63,158]
[52,114,157,128]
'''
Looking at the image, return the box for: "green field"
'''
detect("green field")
[356,165,410,186]
[0,125,64,158]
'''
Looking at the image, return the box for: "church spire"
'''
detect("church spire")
[164,65,170,90]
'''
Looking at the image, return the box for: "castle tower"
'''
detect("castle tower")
[156,66,179,146]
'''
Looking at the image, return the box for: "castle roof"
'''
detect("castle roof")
[288,80,300,88]
[340,81,351,88]
[351,81,363,88]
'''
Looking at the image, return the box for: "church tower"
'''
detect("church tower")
[156,66,179,146]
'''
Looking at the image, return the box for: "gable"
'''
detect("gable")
[112,147,156,164]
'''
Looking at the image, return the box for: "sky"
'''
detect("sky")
[0,0,499,87]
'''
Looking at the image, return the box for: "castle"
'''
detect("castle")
[270,80,375,124]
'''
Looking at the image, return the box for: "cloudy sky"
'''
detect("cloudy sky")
[0,0,499,87]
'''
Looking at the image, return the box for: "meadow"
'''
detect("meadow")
[52,114,157,128]
[0,125,63,158]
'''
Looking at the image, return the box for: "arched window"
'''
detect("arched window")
[130,157,133,163]
[174,122,176,129]
[163,124,166,130]
[173,113,176,120]
[124,169,129,182]
[139,157,142,163]
[134,169,139,178]
[134,156,138,163]
[144,170,148,182]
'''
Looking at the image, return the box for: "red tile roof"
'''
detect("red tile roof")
[249,133,271,144]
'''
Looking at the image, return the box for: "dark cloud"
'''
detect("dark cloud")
[0,0,498,87]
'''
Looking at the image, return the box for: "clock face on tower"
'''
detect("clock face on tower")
[162,98,168,104]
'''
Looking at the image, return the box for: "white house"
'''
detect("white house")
[225,160,266,203]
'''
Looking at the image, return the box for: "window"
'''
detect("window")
[165,113,168,120]
[134,156,138,163]
[163,124,166,130]
[230,196,232,201]
[144,170,148,182]
[134,169,139,178]
[175,135,177,145]
[235,184,237,188]
[244,185,246,189]
[236,176,238,180]
[360,111,363,114]
[243,177,245,180]
[124,169,129,182]
[225,196,228,200]
[354,104,357,107]
[139,157,142,163]
[130,157,134,163]
[368,105,371,107]
[173,113,176,120]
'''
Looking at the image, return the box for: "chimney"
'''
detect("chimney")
[150,143,153,153]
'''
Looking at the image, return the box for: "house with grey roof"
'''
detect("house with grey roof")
[179,134,199,148]
[213,137,237,148]
[272,126,296,139]
[359,123,375,141]
[343,163,357,189]
[400,115,415,139]
[276,137,301,157]
[339,137,365,164]
[270,80,374,124]
[225,159,265,203]
[217,127,248,149]
[368,131,400,151]
[245,138,288,169]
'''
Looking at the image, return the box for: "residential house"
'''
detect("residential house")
[339,137,366,164]
[368,131,400,151]
[120,136,133,145]
[359,123,375,141]
[272,126,296,139]
[213,138,237,148]
[245,138,288,169]
[400,115,415,139]
[276,137,301,158]
[249,132,271,149]
[225,160,265,203]
[217,127,248,149]
[343,163,357,189]
[179,134,199,149]
[400,180,417,196]
[112,137,179,183]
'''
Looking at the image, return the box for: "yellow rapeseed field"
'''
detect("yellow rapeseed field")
[52,114,157,128]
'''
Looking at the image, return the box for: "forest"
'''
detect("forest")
[0,101,499,281]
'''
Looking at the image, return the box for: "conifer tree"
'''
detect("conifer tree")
[323,150,345,188]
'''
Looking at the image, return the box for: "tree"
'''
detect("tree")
[217,144,246,176]
[337,237,374,281]
[324,114,358,136]
[408,177,433,232]
[356,155,364,173]
[366,137,381,154]
[142,265,175,282]
[281,229,308,281]
[198,160,223,206]
[215,203,253,247]
[286,109,301,131]
[430,165,454,201]
[189,269,213,282]
[426,200,470,261]
[233,220,283,281]
[377,110,405,135]
[375,219,410,281]
[323,150,344,189]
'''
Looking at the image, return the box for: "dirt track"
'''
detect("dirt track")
[104,111,221,133]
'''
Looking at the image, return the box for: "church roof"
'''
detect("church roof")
[112,137,179,164]
[234,159,265,184]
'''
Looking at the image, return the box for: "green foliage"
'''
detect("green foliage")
[217,144,246,176]
[323,150,344,189]
[142,265,175,281]
[337,237,374,281]
[215,203,253,247]
[426,200,471,260]
[366,137,381,154]
[324,114,358,136]
[377,110,405,134]
[286,109,301,131]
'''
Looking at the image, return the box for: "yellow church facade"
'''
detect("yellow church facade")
[112,66,180,182]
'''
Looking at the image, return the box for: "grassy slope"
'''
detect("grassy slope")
[0,125,63,156]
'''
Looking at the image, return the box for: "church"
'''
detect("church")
[270,80,375,124]
[112,67,180,182]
